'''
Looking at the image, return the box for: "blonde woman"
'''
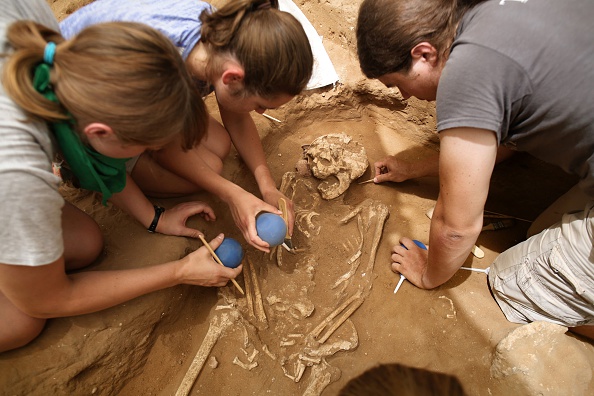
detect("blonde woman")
[0,0,241,353]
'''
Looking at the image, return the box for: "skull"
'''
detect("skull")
[303,133,368,200]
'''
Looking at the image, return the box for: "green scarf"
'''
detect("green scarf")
[33,63,129,206]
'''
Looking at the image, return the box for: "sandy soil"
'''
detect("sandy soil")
[1,1,594,395]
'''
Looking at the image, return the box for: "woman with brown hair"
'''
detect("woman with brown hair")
[61,0,315,252]
[0,0,241,353]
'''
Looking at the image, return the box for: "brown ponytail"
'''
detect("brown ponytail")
[2,21,207,150]
[200,0,312,98]
[2,21,65,123]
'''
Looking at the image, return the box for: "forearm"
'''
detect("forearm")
[422,218,480,288]
[109,175,156,228]
[420,127,497,288]
[410,153,440,178]
[224,113,277,194]
[0,258,182,319]
[48,262,180,317]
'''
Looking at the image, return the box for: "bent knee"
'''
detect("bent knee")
[65,220,104,271]
[0,317,46,353]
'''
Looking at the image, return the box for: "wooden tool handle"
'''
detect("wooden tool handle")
[278,198,290,238]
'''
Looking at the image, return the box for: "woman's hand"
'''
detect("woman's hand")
[225,188,281,252]
[176,234,243,287]
[155,201,216,238]
[261,188,294,236]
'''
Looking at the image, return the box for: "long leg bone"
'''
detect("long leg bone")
[175,311,239,396]
[305,320,359,358]
[339,200,389,277]
[245,257,268,328]
[318,298,364,344]
[332,219,365,289]
[242,259,257,323]
[363,203,389,274]
[309,290,362,341]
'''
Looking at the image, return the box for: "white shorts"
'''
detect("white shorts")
[488,201,594,327]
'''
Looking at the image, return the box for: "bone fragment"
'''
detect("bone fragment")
[214,304,235,310]
[289,301,315,319]
[280,339,296,347]
[208,357,218,369]
[247,348,259,363]
[262,344,277,360]
[299,354,322,365]
[281,365,295,381]
[293,360,306,383]
[439,295,457,319]
[279,172,297,196]
[332,250,362,289]
[306,338,358,358]
[175,312,238,396]
[295,210,321,238]
[303,361,334,396]
[232,356,258,371]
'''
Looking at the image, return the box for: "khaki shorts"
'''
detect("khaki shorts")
[488,201,594,328]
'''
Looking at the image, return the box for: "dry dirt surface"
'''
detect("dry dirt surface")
[1,1,594,395]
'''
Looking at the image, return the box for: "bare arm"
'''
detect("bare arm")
[150,130,278,251]
[374,144,512,184]
[0,234,241,319]
[109,174,215,239]
[374,153,439,183]
[393,127,498,288]
[219,107,293,244]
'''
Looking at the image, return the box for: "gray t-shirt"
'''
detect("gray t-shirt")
[437,0,594,195]
[0,0,64,266]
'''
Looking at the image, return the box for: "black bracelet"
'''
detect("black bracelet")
[148,205,165,233]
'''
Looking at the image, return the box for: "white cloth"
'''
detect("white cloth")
[279,0,339,90]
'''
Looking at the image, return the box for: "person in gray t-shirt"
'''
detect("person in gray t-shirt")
[0,0,241,352]
[357,0,594,340]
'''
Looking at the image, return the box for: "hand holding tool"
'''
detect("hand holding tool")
[198,235,244,294]
[394,240,427,295]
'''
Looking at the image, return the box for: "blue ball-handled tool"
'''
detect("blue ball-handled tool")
[393,240,427,294]
[404,239,427,250]
[256,212,287,247]
[214,237,244,268]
